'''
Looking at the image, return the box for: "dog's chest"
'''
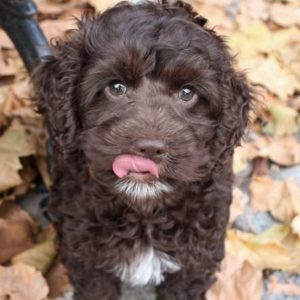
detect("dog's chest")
[112,247,181,286]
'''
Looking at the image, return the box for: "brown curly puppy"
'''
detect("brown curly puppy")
[33,1,254,299]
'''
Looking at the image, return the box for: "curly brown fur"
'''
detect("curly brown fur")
[33,1,254,299]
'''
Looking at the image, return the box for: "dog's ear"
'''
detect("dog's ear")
[213,71,254,167]
[32,41,82,160]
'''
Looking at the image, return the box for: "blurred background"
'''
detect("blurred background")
[0,0,299,299]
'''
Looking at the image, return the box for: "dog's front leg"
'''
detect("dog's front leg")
[64,258,121,300]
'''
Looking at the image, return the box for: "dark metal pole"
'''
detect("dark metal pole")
[0,0,52,73]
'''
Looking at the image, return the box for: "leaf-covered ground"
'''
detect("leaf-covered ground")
[0,0,300,299]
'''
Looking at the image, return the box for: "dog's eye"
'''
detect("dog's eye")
[179,86,195,102]
[109,81,127,96]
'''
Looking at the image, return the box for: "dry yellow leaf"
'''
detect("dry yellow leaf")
[0,119,38,192]
[88,0,121,12]
[207,255,263,300]
[228,21,272,59]
[0,119,36,156]
[263,104,300,136]
[268,137,300,166]
[270,3,300,27]
[291,215,300,237]
[250,176,300,223]
[245,57,299,100]
[0,153,23,192]
[233,145,251,174]
[226,225,300,272]
[0,263,49,300]
[272,27,300,81]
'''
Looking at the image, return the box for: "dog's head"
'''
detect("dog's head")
[34,1,253,211]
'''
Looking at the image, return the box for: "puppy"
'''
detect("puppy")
[33,1,253,299]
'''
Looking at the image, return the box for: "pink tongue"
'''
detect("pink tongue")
[112,155,159,179]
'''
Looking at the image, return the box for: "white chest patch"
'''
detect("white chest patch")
[112,247,181,286]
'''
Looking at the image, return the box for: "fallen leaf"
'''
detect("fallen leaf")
[229,187,247,224]
[228,21,272,60]
[88,0,121,12]
[207,255,263,300]
[270,3,300,27]
[14,158,38,196]
[268,137,300,166]
[263,103,300,136]
[36,155,52,189]
[46,262,71,298]
[0,203,37,264]
[271,27,300,81]
[246,136,300,167]
[245,57,299,100]
[0,153,23,192]
[0,263,49,300]
[250,176,300,223]
[291,214,300,238]
[226,225,300,272]
[0,119,36,156]
[12,226,57,274]
[233,145,252,174]
[239,0,268,21]
[0,119,39,192]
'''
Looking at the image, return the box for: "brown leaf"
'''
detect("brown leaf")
[246,136,300,167]
[250,176,300,223]
[251,157,269,176]
[268,137,300,166]
[207,255,263,300]
[0,203,38,264]
[46,262,71,298]
[14,158,38,196]
[0,263,49,300]
[12,226,57,274]
[0,119,37,192]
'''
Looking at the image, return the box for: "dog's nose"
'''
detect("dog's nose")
[133,139,167,158]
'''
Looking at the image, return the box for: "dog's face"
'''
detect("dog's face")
[34,1,253,212]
